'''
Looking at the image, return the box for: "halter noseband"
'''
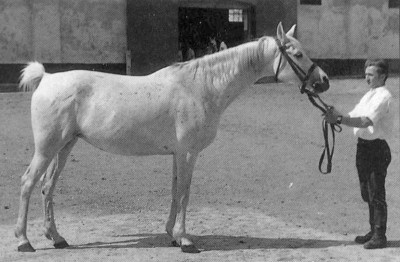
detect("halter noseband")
[274,37,317,94]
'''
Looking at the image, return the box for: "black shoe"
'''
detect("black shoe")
[363,235,387,249]
[355,231,374,244]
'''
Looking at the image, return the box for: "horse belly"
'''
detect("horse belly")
[77,100,177,156]
[79,116,177,156]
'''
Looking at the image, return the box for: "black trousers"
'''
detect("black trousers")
[356,138,391,232]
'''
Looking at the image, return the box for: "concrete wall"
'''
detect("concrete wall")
[0,0,32,62]
[0,0,127,64]
[298,0,399,59]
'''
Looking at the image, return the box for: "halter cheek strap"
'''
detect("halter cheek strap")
[274,37,317,93]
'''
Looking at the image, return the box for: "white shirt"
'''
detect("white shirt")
[348,86,394,140]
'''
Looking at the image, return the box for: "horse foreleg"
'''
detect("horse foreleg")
[171,151,200,253]
[41,139,77,249]
[166,154,178,238]
[15,153,54,252]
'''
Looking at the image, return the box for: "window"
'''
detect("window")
[389,0,399,8]
[229,9,243,22]
[300,0,321,5]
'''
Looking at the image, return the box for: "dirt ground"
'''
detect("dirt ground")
[1,77,399,261]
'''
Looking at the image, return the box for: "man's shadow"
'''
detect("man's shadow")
[57,233,399,251]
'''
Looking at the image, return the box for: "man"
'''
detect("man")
[324,59,394,249]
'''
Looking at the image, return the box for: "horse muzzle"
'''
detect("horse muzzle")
[312,76,329,93]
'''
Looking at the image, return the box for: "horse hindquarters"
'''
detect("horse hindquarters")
[15,88,78,251]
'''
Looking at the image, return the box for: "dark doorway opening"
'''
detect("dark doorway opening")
[178,7,254,59]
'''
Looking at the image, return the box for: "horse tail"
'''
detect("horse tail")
[19,61,46,92]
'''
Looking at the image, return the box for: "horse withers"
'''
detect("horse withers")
[15,23,329,253]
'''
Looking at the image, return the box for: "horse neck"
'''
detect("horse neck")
[198,37,277,111]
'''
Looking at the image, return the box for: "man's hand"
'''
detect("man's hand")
[324,107,341,124]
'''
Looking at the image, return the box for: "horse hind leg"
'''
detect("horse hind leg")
[15,152,56,252]
[40,138,77,249]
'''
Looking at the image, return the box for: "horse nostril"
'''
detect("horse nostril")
[323,76,329,85]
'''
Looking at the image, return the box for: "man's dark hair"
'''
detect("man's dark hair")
[365,59,389,80]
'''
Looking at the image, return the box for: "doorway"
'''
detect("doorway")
[178,6,255,59]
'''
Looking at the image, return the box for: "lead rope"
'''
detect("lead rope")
[274,37,341,174]
[306,92,342,174]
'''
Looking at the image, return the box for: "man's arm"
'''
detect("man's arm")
[340,115,373,128]
[324,108,373,128]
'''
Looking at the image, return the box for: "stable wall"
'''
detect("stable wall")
[0,0,127,83]
[298,0,399,76]
[0,0,126,63]
[298,0,399,59]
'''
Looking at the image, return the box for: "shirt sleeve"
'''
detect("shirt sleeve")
[365,94,391,125]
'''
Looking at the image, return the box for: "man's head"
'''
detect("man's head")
[364,59,389,89]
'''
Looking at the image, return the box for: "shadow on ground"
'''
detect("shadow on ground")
[53,233,364,252]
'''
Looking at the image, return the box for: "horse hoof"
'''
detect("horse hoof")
[171,240,180,247]
[181,244,200,253]
[54,240,69,249]
[18,242,36,252]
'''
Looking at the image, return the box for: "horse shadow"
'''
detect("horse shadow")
[59,233,393,251]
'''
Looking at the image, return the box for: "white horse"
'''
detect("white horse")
[15,23,329,253]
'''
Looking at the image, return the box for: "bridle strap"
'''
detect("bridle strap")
[274,52,284,83]
[274,37,341,174]
[274,38,317,89]
[306,94,342,174]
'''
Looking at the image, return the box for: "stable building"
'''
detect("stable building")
[0,0,398,87]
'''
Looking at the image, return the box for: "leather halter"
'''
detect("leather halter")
[274,37,317,94]
[273,37,341,174]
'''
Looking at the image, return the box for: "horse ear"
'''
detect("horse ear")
[286,24,296,37]
[276,22,287,43]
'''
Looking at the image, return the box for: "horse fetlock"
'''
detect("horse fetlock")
[14,225,24,239]
[166,227,173,237]
[179,236,193,247]
[44,230,52,240]
[165,221,175,237]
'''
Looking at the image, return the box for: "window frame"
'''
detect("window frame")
[229,9,243,23]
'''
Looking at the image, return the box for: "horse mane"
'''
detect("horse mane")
[166,37,272,86]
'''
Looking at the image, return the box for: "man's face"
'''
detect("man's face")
[365,66,386,89]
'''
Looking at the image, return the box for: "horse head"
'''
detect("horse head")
[273,22,329,94]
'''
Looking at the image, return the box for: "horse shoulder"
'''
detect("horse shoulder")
[171,84,220,151]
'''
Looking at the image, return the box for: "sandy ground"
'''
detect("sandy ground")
[0,77,399,261]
